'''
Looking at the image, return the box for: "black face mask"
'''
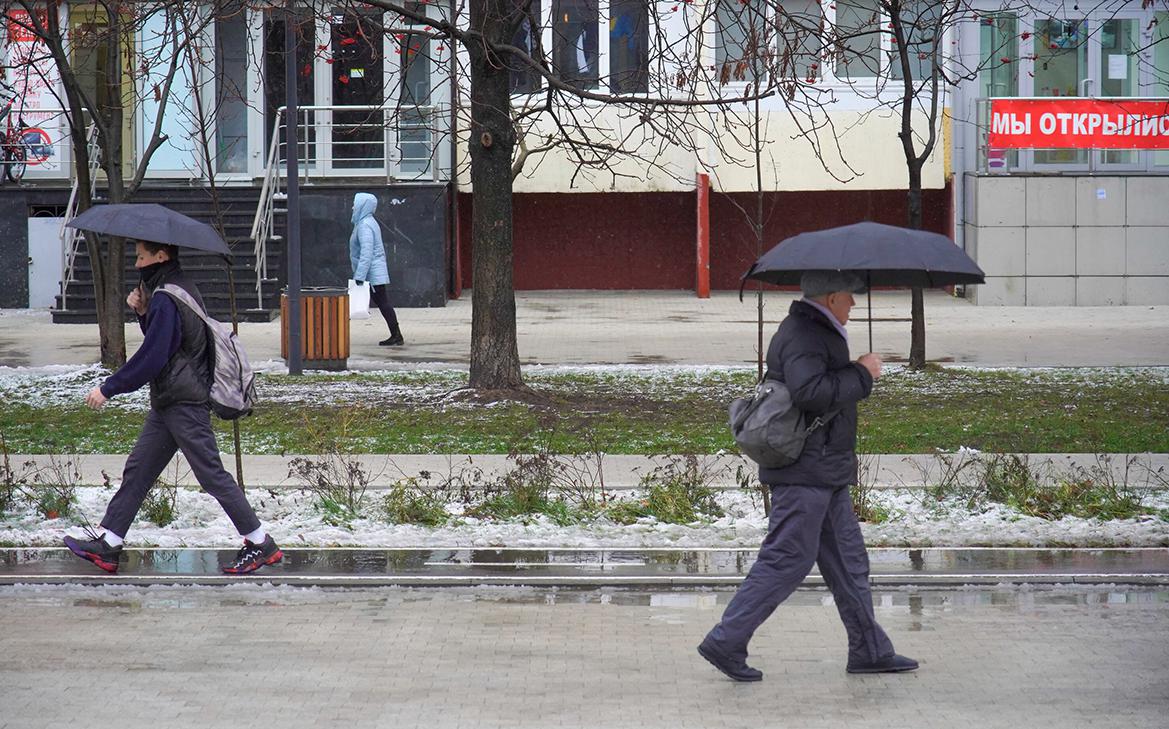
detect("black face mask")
[138,259,177,291]
[139,261,165,283]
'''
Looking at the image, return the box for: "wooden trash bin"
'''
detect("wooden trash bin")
[281,287,349,370]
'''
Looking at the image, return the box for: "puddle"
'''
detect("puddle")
[2,547,1166,579]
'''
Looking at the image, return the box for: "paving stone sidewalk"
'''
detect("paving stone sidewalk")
[5,290,1169,369]
[1,585,1166,729]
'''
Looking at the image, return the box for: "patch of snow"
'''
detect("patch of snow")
[3,486,1166,549]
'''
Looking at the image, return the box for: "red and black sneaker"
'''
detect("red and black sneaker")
[63,531,123,574]
[222,535,283,574]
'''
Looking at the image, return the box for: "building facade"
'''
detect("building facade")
[951,1,1169,305]
[5,1,1161,309]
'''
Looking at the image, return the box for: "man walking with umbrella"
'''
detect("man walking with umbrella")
[62,206,281,575]
[698,270,917,681]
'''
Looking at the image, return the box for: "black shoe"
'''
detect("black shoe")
[847,653,919,674]
[379,334,405,346]
[63,531,123,574]
[222,535,283,574]
[698,636,763,682]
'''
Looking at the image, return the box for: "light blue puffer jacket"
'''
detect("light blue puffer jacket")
[349,192,390,286]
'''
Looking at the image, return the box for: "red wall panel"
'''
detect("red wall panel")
[458,184,953,290]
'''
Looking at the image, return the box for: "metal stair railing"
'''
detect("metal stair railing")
[250,113,284,309]
[59,123,100,311]
[249,103,442,308]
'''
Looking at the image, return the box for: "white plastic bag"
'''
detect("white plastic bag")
[348,279,370,320]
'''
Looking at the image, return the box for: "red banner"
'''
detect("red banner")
[5,9,45,44]
[988,98,1169,150]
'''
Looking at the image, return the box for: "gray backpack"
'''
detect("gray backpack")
[728,377,837,468]
[158,284,257,420]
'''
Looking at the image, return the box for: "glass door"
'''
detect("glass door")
[977,12,1020,171]
[264,9,316,167]
[330,9,385,170]
[1031,15,1089,168]
[1094,12,1143,169]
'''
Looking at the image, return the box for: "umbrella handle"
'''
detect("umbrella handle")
[738,264,757,303]
[867,272,873,354]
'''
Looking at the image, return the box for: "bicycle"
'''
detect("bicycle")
[0,79,42,184]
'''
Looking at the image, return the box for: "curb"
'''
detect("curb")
[3,573,1167,588]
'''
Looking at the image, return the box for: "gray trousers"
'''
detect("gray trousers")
[707,484,894,664]
[100,404,261,539]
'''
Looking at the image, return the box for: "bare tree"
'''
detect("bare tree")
[5,0,223,368]
[331,0,874,391]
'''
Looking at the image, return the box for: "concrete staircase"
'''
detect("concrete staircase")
[51,186,285,323]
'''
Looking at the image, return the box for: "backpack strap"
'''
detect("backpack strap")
[762,370,840,432]
[158,284,212,325]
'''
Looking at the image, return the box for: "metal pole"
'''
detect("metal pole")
[867,272,873,354]
[285,0,303,375]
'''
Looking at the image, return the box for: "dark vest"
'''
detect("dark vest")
[143,261,211,410]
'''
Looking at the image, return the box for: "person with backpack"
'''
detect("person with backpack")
[698,270,917,681]
[350,192,403,346]
[63,240,281,575]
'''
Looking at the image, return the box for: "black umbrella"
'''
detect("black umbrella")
[66,203,232,257]
[740,221,985,351]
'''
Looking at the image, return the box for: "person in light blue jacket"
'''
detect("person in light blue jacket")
[350,192,403,345]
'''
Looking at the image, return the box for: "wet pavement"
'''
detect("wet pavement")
[1,583,1167,728]
[5,289,1169,368]
[3,547,1167,587]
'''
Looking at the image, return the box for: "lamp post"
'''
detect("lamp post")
[285,0,303,375]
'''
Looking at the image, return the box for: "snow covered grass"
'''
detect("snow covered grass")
[2,485,1166,549]
[2,363,1169,455]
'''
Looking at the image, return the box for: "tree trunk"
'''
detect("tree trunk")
[907,164,925,369]
[93,10,128,369]
[97,239,127,369]
[467,0,523,390]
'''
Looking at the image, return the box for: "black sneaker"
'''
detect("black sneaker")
[379,334,404,346]
[222,535,283,574]
[63,530,123,574]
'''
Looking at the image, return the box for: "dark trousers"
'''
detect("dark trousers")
[370,283,401,337]
[707,485,894,664]
[100,404,261,539]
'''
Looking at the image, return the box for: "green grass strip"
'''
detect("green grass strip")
[1,367,1166,455]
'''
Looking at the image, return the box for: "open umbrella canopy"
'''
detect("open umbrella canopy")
[66,203,231,257]
[742,221,985,289]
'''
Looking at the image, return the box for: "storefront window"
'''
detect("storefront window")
[3,5,65,176]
